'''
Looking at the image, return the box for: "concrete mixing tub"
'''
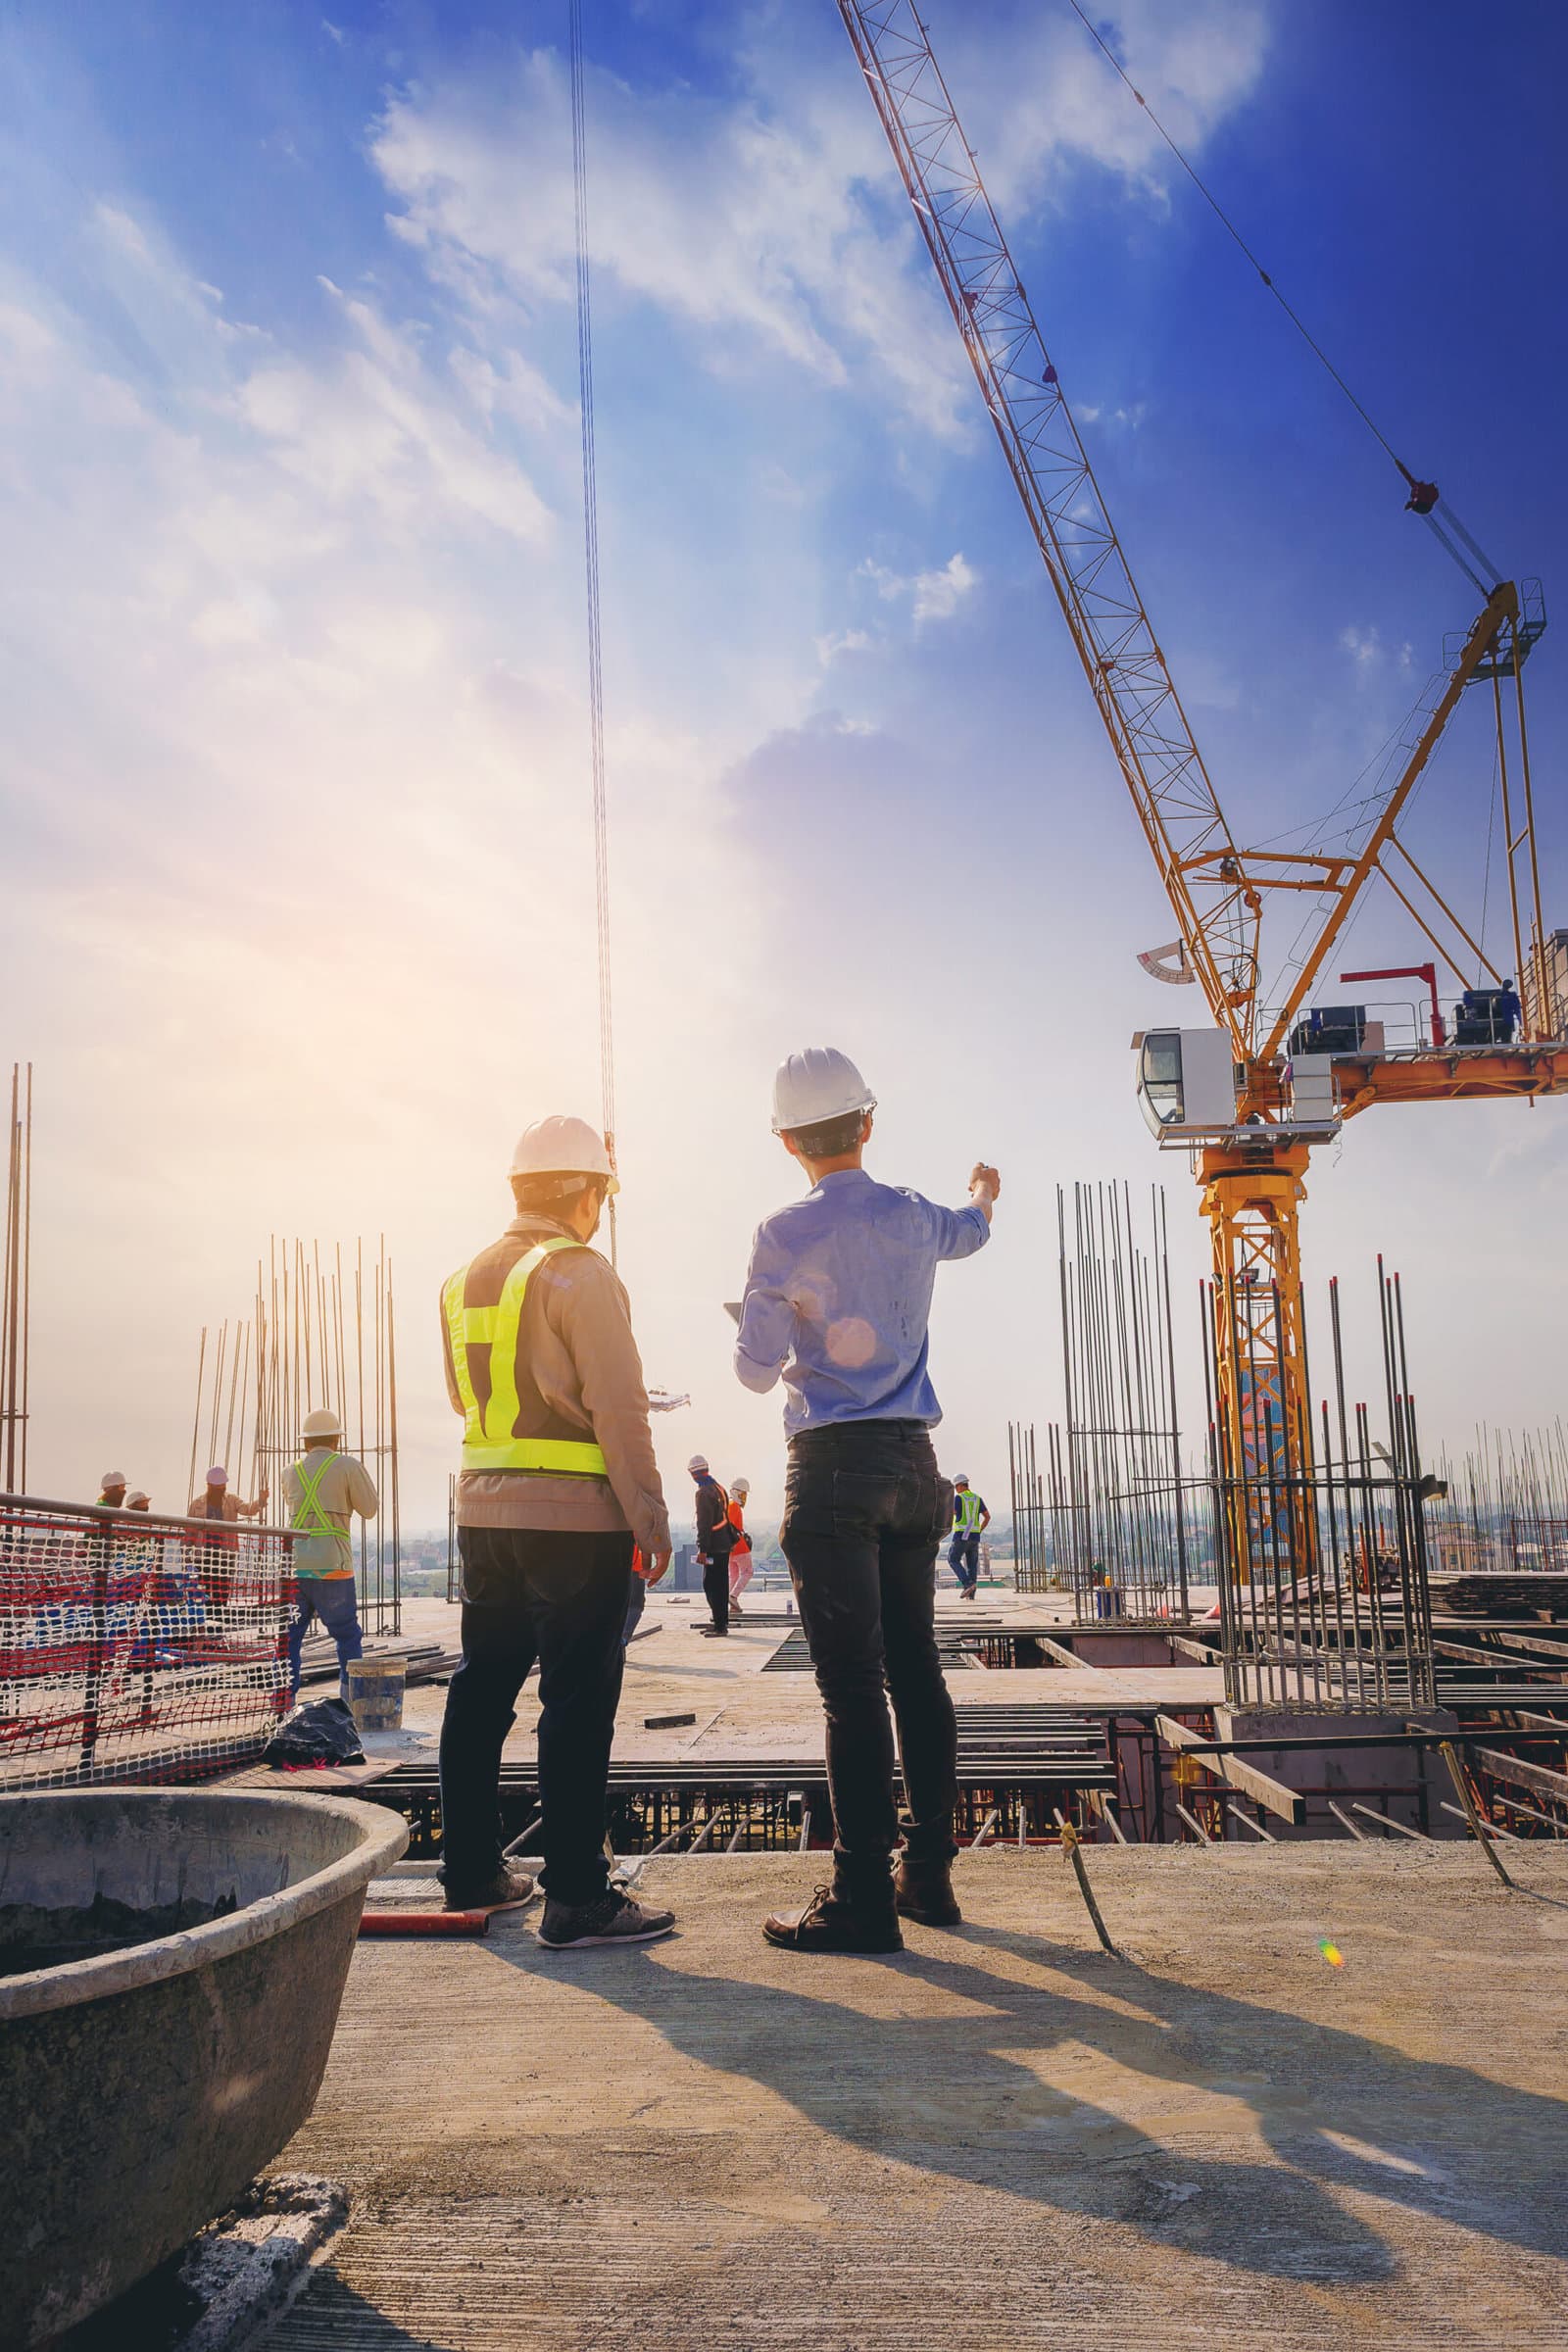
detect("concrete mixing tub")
[0,1788,407,2346]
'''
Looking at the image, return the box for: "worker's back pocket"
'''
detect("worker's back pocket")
[828,1470,903,1536]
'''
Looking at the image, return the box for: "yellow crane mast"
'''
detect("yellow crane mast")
[838,0,1566,1506]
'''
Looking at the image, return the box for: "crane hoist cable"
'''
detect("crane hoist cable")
[569,0,618,1262]
[1062,0,1500,592]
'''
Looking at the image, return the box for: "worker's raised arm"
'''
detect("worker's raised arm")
[733,1227,796,1395]
[924,1162,1001,1261]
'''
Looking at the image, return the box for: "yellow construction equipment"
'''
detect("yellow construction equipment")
[839,2,1566,1509]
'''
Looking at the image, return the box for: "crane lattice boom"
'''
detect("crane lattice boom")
[839,0,1260,1054]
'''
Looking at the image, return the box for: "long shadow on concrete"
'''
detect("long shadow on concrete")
[490,1906,1568,2284]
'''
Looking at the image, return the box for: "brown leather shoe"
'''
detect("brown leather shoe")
[763,1884,903,1954]
[894,1855,961,1926]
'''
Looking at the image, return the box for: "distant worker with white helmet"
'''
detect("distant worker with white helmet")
[735,1047,1000,1955]
[948,1475,991,1602]
[687,1453,736,1634]
[726,1476,755,1615]
[282,1406,378,1701]
[437,1114,675,1948]
[187,1464,269,1523]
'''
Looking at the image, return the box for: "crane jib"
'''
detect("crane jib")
[838,0,1256,1055]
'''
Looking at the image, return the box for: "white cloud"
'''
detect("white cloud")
[911,551,978,622]
[371,44,976,440]
[1341,623,1382,669]
[858,550,977,624]
[814,627,872,666]
[234,280,554,544]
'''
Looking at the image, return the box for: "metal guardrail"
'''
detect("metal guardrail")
[0,1493,296,1789]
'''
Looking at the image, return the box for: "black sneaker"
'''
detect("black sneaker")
[443,1860,537,1914]
[537,1889,677,1948]
[763,1884,903,1954]
[699,1624,729,1637]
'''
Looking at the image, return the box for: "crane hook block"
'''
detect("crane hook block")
[1403,476,1440,515]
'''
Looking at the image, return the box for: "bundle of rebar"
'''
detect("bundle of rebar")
[1048,1182,1190,1624]
[1,1064,31,1495]
[1198,1256,1438,1712]
[188,1237,402,1633]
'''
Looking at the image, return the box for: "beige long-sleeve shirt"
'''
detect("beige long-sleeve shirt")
[442,1213,670,1559]
[281,1446,379,1578]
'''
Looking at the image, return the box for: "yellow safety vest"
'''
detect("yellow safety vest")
[443,1238,610,1478]
[289,1450,354,1579]
[955,1489,985,1533]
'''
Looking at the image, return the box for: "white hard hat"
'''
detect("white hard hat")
[302,1408,343,1443]
[954,1473,969,1486]
[509,1115,618,1193]
[731,1476,750,1497]
[771,1047,876,1136]
[126,1491,150,1508]
[101,1470,127,1491]
[206,1465,227,1485]
[687,1453,709,1474]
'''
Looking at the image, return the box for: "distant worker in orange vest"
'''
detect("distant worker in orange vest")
[727,1476,755,1615]
[283,1407,378,1701]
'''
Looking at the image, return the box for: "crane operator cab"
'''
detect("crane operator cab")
[1133,1029,1238,1142]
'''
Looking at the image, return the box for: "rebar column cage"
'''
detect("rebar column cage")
[1007,1421,1052,1592]
[1201,1258,1438,1711]
[1049,1183,1193,1624]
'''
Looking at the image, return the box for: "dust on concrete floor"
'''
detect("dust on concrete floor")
[269,1843,1568,2350]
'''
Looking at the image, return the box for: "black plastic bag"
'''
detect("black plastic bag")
[263,1695,367,1769]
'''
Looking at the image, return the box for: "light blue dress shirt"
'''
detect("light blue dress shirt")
[734,1168,990,1437]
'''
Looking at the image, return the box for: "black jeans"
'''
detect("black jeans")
[779,1420,956,1884]
[439,1525,632,1905]
[702,1545,732,1629]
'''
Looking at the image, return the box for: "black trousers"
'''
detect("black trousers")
[702,1546,732,1629]
[438,1525,632,1905]
[779,1420,957,1884]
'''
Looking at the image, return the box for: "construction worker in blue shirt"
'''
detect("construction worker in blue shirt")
[734,1045,1000,1957]
[948,1476,990,1600]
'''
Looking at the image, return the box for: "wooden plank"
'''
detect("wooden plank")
[1168,1634,1221,1665]
[1036,1636,1089,1671]
[1156,1712,1306,1827]
[1471,1743,1568,1807]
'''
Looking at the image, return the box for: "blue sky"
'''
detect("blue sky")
[2,0,1564,1525]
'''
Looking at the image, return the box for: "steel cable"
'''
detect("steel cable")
[569,0,618,1260]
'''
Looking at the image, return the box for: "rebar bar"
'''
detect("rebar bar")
[190,1236,403,1633]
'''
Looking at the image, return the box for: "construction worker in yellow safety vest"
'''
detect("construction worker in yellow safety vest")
[436,1113,675,1949]
[283,1407,378,1702]
[948,1475,991,1601]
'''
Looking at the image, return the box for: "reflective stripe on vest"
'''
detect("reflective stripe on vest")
[956,1489,984,1532]
[443,1238,610,1478]
[290,1450,353,1576]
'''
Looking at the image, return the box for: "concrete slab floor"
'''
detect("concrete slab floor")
[269,1843,1568,2350]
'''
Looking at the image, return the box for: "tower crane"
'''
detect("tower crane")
[838,1,1567,1504]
